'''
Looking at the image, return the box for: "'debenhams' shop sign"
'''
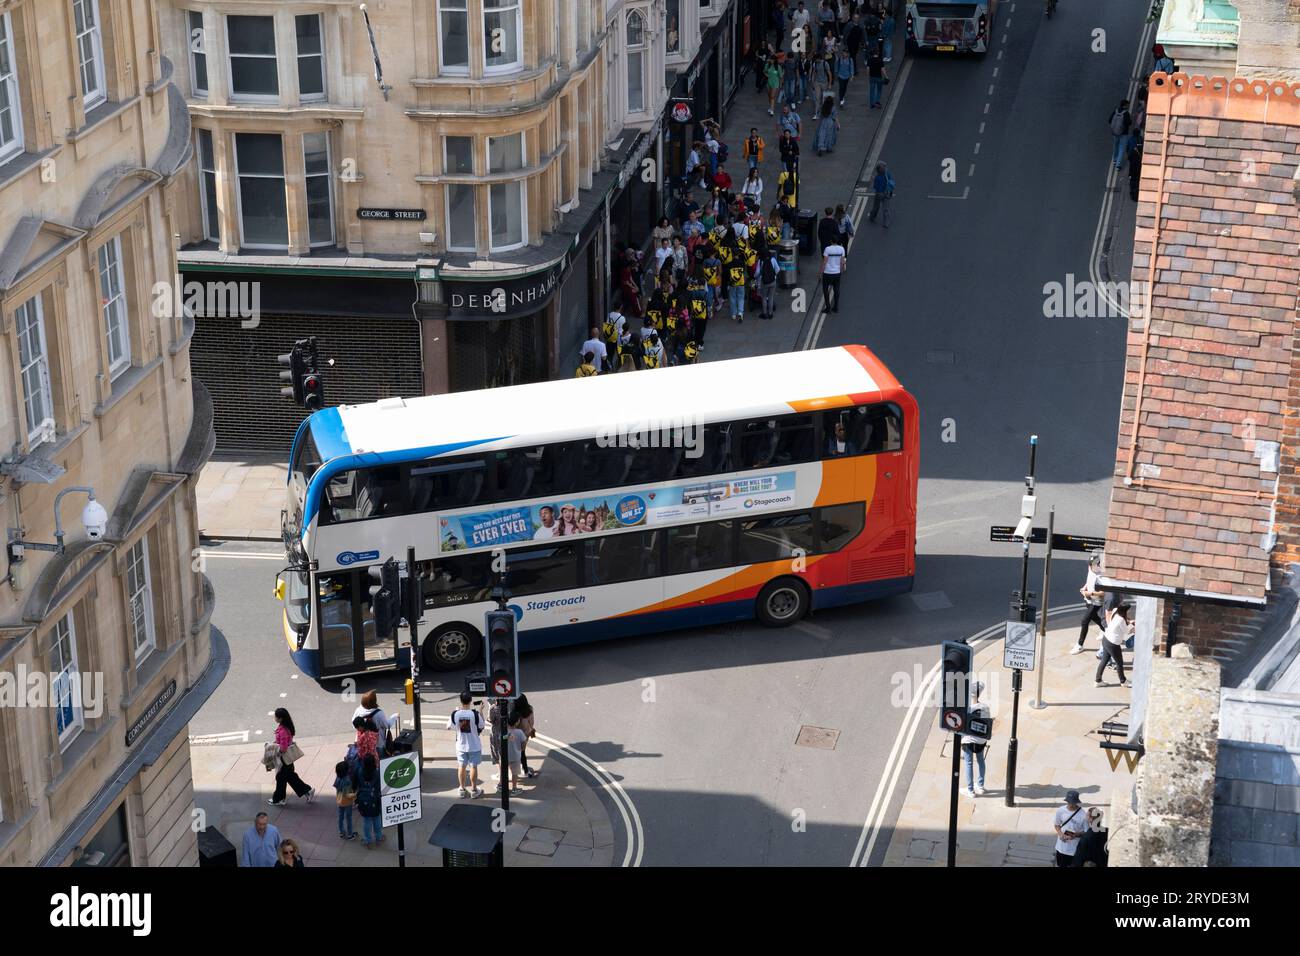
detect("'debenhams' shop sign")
[444,255,568,321]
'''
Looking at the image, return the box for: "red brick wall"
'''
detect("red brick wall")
[1274,317,1300,569]
[1160,597,1264,663]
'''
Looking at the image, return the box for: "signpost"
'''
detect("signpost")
[1003,620,1037,671]
[380,752,422,867]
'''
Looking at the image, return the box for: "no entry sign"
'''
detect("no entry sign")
[493,677,514,697]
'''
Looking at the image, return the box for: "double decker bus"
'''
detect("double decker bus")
[278,346,919,680]
[905,0,998,54]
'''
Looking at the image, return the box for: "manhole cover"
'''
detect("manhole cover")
[926,350,956,364]
[796,725,840,750]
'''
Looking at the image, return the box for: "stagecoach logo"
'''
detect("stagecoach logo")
[337,549,381,566]
[744,495,793,509]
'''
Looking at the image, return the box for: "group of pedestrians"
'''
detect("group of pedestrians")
[447,691,539,798]
[1108,42,1176,201]
[1075,551,1133,688]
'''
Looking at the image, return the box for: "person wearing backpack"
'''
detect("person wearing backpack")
[758,244,781,320]
[961,681,991,797]
[1151,43,1176,76]
[868,160,894,227]
[1109,99,1133,170]
[333,760,358,841]
[353,690,393,758]
[446,692,485,798]
[355,754,384,847]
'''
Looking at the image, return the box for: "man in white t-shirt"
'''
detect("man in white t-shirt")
[533,505,558,539]
[791,2,811,35]
[1054,790,1088,867]
[1074,551,1106,654]
[821,242,846,314]
[582,326,608,371]
[446,692,485,798]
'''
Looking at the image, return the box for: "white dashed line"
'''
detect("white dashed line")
[968,163,976,178]
[979,122,986,134]
[988,84,995,96]
[974,142,981,154]
[984,102,990,114]
[993,67,999,78]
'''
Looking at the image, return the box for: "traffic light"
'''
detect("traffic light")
[277,344,307,405]
[302,368,324,411]
[483,608,520,700]
[368,558,401,638]
[401,566,423,626]
[940,640,973,735]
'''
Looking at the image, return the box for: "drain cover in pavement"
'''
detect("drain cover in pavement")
[796,725,840,750]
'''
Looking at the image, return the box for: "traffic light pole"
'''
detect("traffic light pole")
[1032,508,1055,710]
[948,733,960,867]
[495,579,510,826]
[407,546,424,763]
[1005,436,1037,808]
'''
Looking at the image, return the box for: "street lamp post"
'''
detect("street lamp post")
[1005,436,1037,808]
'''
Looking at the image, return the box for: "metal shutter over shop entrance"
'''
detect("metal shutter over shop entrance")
[191,314,423,454]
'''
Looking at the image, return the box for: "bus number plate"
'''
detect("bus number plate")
[936,44,956,51]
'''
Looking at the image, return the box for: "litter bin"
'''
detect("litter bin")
[777,239,799,288]
[429,803,514,867]
[796,208,817,256]
[197,826,237,867]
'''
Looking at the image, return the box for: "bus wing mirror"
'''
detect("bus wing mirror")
[275,576,286,601]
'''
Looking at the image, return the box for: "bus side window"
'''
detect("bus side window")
[734,420,778,471]
[774,415,816,465]
[863,404,904,453]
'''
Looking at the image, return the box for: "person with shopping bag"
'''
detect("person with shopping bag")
[269,707,314,806]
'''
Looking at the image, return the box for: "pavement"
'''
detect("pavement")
[196,455,287,541]
[882,622,1135,866]
[191,729,618,867]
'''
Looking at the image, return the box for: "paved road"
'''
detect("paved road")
[191,0,1151,866]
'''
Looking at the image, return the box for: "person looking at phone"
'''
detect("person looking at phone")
[1054,790,1088,867]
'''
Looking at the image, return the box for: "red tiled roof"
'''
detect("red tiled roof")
[1105,76,1300,600]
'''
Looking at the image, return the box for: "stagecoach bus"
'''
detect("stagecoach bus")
[277,346,919,680]
[905,0,998,54]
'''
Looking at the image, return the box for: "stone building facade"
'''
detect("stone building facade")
[0,0,220,866]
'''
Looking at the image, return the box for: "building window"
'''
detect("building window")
[483,0,522,73]
[0,12,24,163]
[666,0,681,55]
[627,11,646,113]
[97,236,130,377]
[73,0,107,108]
[234,132,288,249]
[303,131,334,246]
[488,132,526,251]
[51,614,83,748]
[226,15,278,99]
[16,295,54,447]
[126,539,156,661]
[196,128,219,243]
[438,0,469,73]
[187,10,208,97]
[295,14,325,100]
[444,135,476,251]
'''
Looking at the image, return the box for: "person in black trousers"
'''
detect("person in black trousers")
[270,707,313,806]
[1075,552,1106,652]
[1096,603,1132,687]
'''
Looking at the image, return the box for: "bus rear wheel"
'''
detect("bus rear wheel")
[756,578,810,627]
[422,623,482,671]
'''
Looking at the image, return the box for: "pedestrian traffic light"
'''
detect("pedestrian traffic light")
[483,608,520,700]
[368,558,401,638]
[940,640,973,734]
[278,344,307,405]
[400,567,423,627]
[301,369,324,411]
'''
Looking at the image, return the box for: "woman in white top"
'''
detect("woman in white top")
[352,690,393,756]
[1096,603,1132,687]
[740,168,764,210]
[960,681,991,797]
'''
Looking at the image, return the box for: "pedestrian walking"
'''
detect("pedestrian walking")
[781,50,800,106]
[1070,808,1109,867]
[447,691,485,798]
[867,44,888,108]
[269,708,314,806]
[355,753,384,847]
[743,127,766,171]
[642,329,667,367]
[813,96,839,155]
[1151,43,1176,76]
[817,0,838,47]
[765,57,782,114]
[791,1,811,39]
[502,714,527,794]
[961,681,991,797]
[1053,790,1089,867]
[741,167,764,210]
[821,238,846,313]
[352,713,380,768]
[835,47,855,105]
[274,838,306,868]
[779,103,802,140]
[758,244,780,320]
[881,9,896,62]
[333,760,359,840]
[817,206,839,251]
[811,52,831,109]
[835,203,854,245]
[727,254,748,322]
[778,128,800,172]
[1096,603,1133,687]
[1075,552,1106,653]
[845,13,864,70]
[582,325,609,373]
[575,351,599,378]
[353,690,393,758]
[240,812,281,867]
[1108,99,1133,170]
[868,161,894,227]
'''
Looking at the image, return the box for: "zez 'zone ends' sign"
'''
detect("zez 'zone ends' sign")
[383,755,418,792]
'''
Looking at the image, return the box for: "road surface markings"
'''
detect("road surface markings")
[849,604,1085,867]
[973,142,981,154]
[1087,16,1157,318]
[200,550,284,560]
[983,102,990,114]
[927,186,970,200]
[795,620,836,640]
[189,730,250,745]
[987,84,995,97]
[979,122,986,135]
[416,719,645,865]
[968,163,976,178]
[801,57,912,352]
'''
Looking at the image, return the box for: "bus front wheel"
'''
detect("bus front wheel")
[756,578,810,627]
[422,623,482,671]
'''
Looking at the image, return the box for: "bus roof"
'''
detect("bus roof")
[307,344,905,463]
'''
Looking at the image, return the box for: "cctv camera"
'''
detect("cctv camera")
[82,499,109,541]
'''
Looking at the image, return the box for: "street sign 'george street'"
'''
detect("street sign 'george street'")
[1004,620,1037,671]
